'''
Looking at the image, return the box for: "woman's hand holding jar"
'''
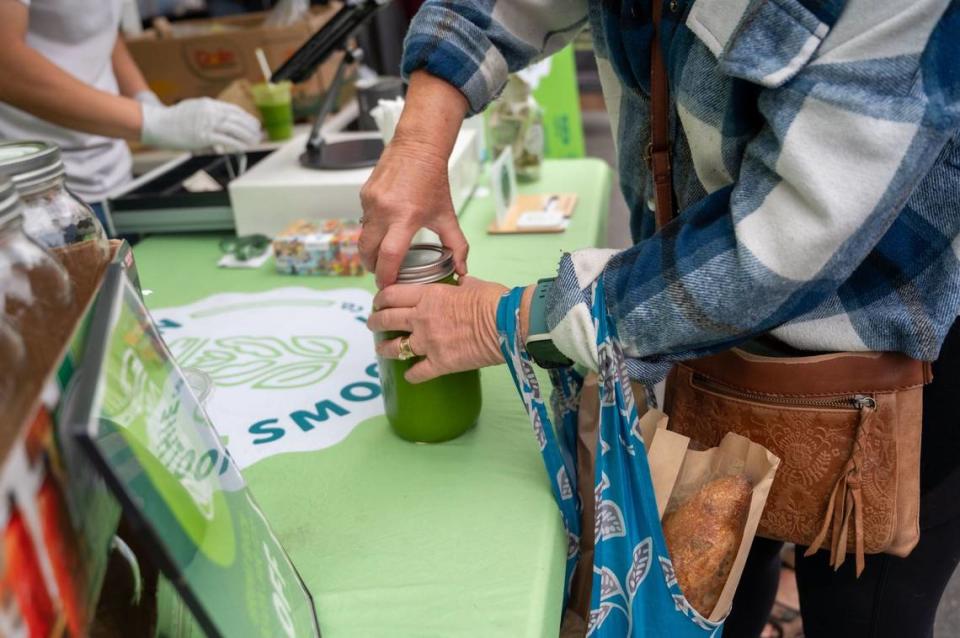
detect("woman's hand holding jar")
[368,276,524,384]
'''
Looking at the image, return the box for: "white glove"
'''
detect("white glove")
[133,90,164,107]
[140,98,262,151]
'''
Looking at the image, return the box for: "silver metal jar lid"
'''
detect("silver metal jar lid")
[0,141,66,192]
[396,244,455,284]
[0,177,22,226]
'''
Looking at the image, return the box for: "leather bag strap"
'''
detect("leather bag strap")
[649,0,674,229]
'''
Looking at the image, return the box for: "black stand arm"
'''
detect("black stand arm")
[298,46,384,171]
[304,47,362,154]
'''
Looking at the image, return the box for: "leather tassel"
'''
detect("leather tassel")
[833,479,855,571]
[805,403,875,576]
[830,477,849,569]
[805,478,840,558]
[852,486,865,576]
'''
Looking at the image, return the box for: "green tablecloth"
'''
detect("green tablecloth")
[132,158,612,637]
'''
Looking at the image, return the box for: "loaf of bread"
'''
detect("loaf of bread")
[662,474,752,617]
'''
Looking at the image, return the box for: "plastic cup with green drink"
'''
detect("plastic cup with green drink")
[251,81,294,142]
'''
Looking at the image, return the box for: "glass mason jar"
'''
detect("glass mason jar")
[0,177,73,422]
[0,317,24,416]
[376,244,482,443]
[487,75,545,182]
[0,141,111,310]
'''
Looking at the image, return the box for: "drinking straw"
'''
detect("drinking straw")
[255,48,272,84]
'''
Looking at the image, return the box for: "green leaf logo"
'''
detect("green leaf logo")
[168,335,348,390]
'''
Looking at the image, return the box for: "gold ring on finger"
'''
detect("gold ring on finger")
[397,335,417,360]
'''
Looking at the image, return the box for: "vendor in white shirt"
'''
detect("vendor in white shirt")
[0,0,261,213]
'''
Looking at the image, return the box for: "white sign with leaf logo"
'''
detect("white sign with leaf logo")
[153,287,381,469]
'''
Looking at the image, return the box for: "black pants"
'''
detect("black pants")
[725,321,960,638]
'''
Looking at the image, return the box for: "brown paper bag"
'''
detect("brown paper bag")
[664,432,780,621]
[639,406,691,520]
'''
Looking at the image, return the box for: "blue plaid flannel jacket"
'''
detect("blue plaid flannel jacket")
[403,0,960,380]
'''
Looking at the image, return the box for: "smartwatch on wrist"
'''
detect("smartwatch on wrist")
[525,278,574,369]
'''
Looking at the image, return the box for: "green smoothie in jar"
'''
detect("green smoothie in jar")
[376,244,482,443]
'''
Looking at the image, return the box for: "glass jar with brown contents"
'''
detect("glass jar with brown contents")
[0,141,111,314]
[0,177,73,428]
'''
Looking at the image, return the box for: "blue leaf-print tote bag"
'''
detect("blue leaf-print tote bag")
[497,282,723,637]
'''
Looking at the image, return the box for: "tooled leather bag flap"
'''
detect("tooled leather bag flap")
[680,349,930,396]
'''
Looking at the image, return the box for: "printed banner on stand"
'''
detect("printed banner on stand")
[68,268,322,638]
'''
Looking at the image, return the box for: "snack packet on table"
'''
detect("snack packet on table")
[272,219,364,276]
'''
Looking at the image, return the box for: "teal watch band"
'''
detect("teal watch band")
[525,278,574,369]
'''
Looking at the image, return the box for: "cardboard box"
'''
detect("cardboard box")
[125,4,345,113]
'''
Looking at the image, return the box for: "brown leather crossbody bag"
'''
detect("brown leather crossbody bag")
[663,351,930,574]
[647,3,931,575]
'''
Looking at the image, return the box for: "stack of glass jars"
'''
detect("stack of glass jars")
[0,141,111,313]
[0,177,73,424]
